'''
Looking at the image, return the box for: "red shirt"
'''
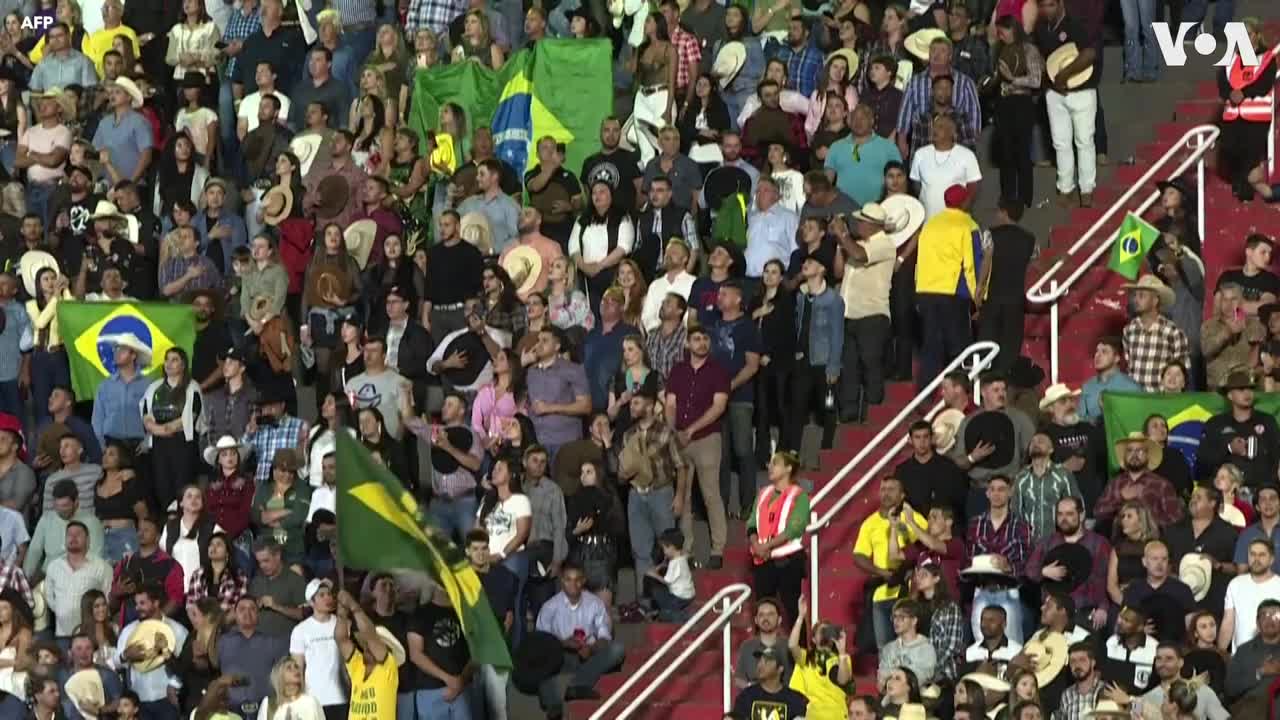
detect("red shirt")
[671,26,703,91]
[905,537,966,599]
[665,356,731,441]
[206,473,256,540]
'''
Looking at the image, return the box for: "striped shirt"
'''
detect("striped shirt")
[894,68,981,154]
[45,555,113,636]
[965,512,1031,575]
[404,417,482,500]
[333,0,377,27]
[1012,463,1081,544]
[221,4,262,81]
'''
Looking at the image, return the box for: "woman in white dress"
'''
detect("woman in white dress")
[257,655,325,720]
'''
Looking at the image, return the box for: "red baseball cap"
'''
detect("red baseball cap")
[944,184,970,208]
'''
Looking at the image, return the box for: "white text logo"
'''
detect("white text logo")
[1153,22,1259,67]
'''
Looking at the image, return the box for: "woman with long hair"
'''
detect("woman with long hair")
[566,459,625,608]
[788,593,855,719]
[1184,610,1227,696]
[160,483,224,587]
[545,258,594,333]
[715,4,765,129]
[95,442,148,562]
[452,8,504,68]
[0,589,34,693]
[607,335,659,435]
[0,13,33,87]
[992,14,1041,211]
[302,223,362,398]
[165,0,218,105]
[1142,414,1192,500]
[954,677,989,719]
[517,291,552,357]
[259,655,325,720]
[751,258,795,468]
[1212,463,1253,527]
[805,52,858,139]
[473,349,525,442]
[489,412,538,468]
[251,450,311,570]
[365,24,411,125]
[614,260,647,329]
[24,267,72,427]
[412,27,439,72]
[351,93,389,166]
[766,142,806,214]
[879,665,923,718]
[857,3,908,92]
[154,130,210,225]
[1006,665,1041,710]
[356,406,409,487]
[482,262,526,342]
[912,561,963,685]
[678,73,730,171]
[141,347,203,512]
[478,456,532,642]
[385,127,432,254]
[305,391,355,488]
[174,72,218,169]
[181,596,224,712]
[204,436,256,556]
[350,66,398,135]
[1107,501,1160,605]
[623,13,677,167]
[568,181,635,312]
[331,316,366,391]
[72,589,116,667]
[185,531,249,618]
[364,233,417,333]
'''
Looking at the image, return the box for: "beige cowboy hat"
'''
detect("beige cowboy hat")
[314,174,351,220]
[713,41,747,89]
[100,332,153,368]
[905,28,948,61]
[961,670,1011,694]
[375,625,407,667]
[1121,274,1176,310]
[125,618,178,673]
[30,86,76,120]
[1084,700,1132,719]
[1179,553,1213,602]
[1113,431,1163,471]
[502,245,543,297]
[31,581,46,633]
[66,669,106,719]
[460,212,493,256]
[825,47,860,79]
[960,554,1013,578]
[108,76,144,109]
[1038,383,1082,411]
[1046,43,1095,90]
[882,194,925,248]
[290,133,325,178]
[261,184,293,226]
[203,435,250,468]
[851,202,890,226]
[89,200,141,245]
[931,408,966,454]
[18,250,59,298]
[344,219,378,270]
[1023,632,1070,688]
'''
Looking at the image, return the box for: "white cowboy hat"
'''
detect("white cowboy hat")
[502,245,543,297]
[960,554,1013,578]
[931,408,966,454]
[90,199,124,222]
[1179,553,1213,602]
[290,133,325,178]
[1046,43,1095,90]
[31,581,46,633]
[961,671,1010,693]
[882,195,926,248]
[66,669,106,719]
[109,77,144,109]
[713,41,747,89]
[1038,383,1082,411]
[375,625,407,667]
[203,435,249,468]
[344,219,378,270]
[100,332,152,368]
[18,250,59,299]
[904,28,948,61]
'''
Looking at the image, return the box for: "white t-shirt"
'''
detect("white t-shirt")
[255,693,326,720]
[1224,574,1280,650]
[772,169,807,215]
[289,615,347,706]
[20,123,72,185]
[481,493,532,557]
[238,90,293,134]
[308,485,336,522]
[663,555,695,600]
[909,144,982,220]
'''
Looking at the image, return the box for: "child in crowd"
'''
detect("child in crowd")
[644,528,696,622]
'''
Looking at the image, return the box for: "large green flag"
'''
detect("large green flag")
[57,302,195,400]
[335,432,512,670]
[410,39,614,179]
[1106,213,1161,280]
[1101,391,1280,473]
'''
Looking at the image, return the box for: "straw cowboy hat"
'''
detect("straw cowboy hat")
[109,76,144,109]
[1179,553,1213,602]
[1121,274,1175,310]
[203,435,249,468]
[30,86,76,120]
[100,332,153,368]
[314,175,350,220]
[960,554,1013,578]
[852,202,891,226]
[1038,383,1082,411]
[1113,431,1163,471]
[502,245,543,297]
[124,618,178,673]
[826,48,860,79]
[18,250,59,298]
[30,581,46,633]
[460,212,494,256]
[290,133,326,178]
[1046,43,1095,89]
[931,408,966,454]
[344,219,378,270]
[1084,700,1132,719]
[961,670,1011,694]
[905,28,947,61]
[1023,632,1070,687]
[882,194,926,248]
[66,669,106,719]
[261,184,293,226]
[713,41,747,89]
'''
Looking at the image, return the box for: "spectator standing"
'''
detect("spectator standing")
[1025,497,1113,631]
[965,475,1031,643]
[837,204,897,423]
[1234,484,1280,574]
[914,185,980,389]
[219,595,288,719]
[708,280,761,520]
[1197,370,1280,489]
[1095,434,1186,528]
[1121,540,1197,646]
[247,538,306,638]
[1166,485,1240,620]
[746,451,810,617]
[854,475,925,647]
[44,520,112,642]
[1121,275,1191,392]
[1079,337,1141,423]
[734,598,794,688]
[116,583,189,719]
[1034,0,1099,207]
[732,645,808,719]
[526,327,592,461]
[619,387,687,591]
[1221,538,1280,652]
[1012,432,1081,544]
[90,333,150,450]
[26,479,105,580]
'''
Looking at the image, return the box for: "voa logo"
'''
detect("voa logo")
[1153,22,1259,67]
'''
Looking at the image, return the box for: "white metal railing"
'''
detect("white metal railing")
[1025,124,1221,382]
[805,341,1001,620]
[589,583,753,720]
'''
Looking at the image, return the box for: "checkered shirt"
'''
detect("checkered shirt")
[406,0,467,35]
[243,416,309,484]
[895,69,982,155]
[671,26,702,91]
[1121,314,1191,391]
[221,4,262,81]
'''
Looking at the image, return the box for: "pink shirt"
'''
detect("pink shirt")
[20,123,72,185]
[471,384,521,438]
[499,233,564,300]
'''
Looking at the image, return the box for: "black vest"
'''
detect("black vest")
[635,205,689,282]
[165,517,214,560]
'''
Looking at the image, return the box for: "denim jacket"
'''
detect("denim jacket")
[794,285,845,377]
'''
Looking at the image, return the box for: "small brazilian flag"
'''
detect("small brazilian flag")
[335,432,512,670]
[1106,213,1161,280]
[58,302,196,401]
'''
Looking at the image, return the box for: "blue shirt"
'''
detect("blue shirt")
[219,628,290,707]
[221,4,262,81]
[0,300,29,382]
[825,135,903,206]
[745,204,799,277]
[776,39,823,98]
[1079,370,1142,423]
[535,590,613,642]
[91,110,154,183]
[36,416,101,465]
[458,192,521,254]
[710,314,761,404]
[583,321,639,413]
[194,210,249,273]
[29,50,98,91]
[91,372,150,443]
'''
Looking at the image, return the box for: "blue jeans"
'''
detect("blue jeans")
[430,494,478,546]
[972,587,1024,644]
[871,598,896,648]
[1120,0,1161,81]
[0,380,20,419]
[719,402,758,516]
[26,181,56,227]
[140,699,180,720]
[1183,0,1235,35]
[537,641,627,715]
[502,550,529,647]
[217,78,241,180]
[627,484,675,581]
[104,526,138,564]
[30,348,69,428]
[650,583,692,622]
[401,687,472,720]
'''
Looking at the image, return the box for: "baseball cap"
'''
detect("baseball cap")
[305,578,334,604]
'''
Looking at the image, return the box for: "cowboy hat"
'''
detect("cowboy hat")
[826,47,860,78]
[90,199,125,222]
[1121,274,1175,310]
[460,212,493,256]
[431,426,476,475]
[1022,632,1069,687]
[960,554,1013,578]
[960,670,1010,693]
[1046,43,1094,89]
[344,219,378,270]
[30,581,46,633]
[100,332,153,368]
[1112,431,1163,470]
[931,408,965,454]
[1038,383,1081,411]
[30,86,74,119]
[713,41,747,89]
[124,618,178,673]
[203,435,249,467]
[1156,176,1195,200]
[1083,700,1132,719]
[502,245,542,297]
[1219,368,1255,393]
[905,28,948,61]
[1041,542,1093,595]
[66,669,106,719]
[851,202,890,226]
[261,184,293,226]
[882,194,926,248]
[375,625,407,667]
[1179,552,1212,602]
[290,133,326,178]
[964,410,1016,469]
[314,174,350,220]
[18,250,59,298]
[108,76,144,109]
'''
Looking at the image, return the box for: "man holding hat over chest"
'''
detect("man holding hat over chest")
[1035,0,1099,208]
[836,204,897,424]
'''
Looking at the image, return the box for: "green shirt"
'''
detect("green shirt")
[746,485,811,542]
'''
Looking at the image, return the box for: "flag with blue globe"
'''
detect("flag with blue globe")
[58,302,195,400]
[1107,213,1160,280]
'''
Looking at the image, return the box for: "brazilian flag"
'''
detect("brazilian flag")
[335,432,512,669]
[1101,391,1280,473]
[1106,213,1161,280]
[58,302,195,401]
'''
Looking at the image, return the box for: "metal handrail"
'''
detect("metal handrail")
[588,583,753,720]
[805,341,1001,620]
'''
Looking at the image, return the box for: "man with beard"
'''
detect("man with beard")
[963,605,1021,676]
[75,204,134,298]
[201,347,257,455]
[1166,485,1239,619]
[741,82,806,164]
[1026,497,1112,631]
[1094,436,1185,528]
[1039,383,1102,509]
[1050,641,1104,720]
[112,181,160,300]
[499,208,563,301]
[645,292,688,379]
[1221,538,1280,652]
[949,373,1036,516]
[1012,432,1081,544]
[191,291,235,391]
[965,475,1031,643]
[303,131,368,244]
[424,211,484,341]
[895,37,981,161]
[1198,369,1280,489]
[1133,643,1230,720]
[1224,599,1280,711]
[734,598,793,687]
[895,420,967,524]
[1101,605,1158,694]
[455,126,522,197]
[581,116,641,213]
[194,178,249,277]
[525,137,584,249]
[456,159,521,254]
[895,504,966,600]
[1079,338,1141,424]
[352,176,403,241]
[1121,540,1197,645]
[1235,484,1280,574]
[700,132,759,215]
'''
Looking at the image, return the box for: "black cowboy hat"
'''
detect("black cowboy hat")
[963,411,1016,469]
[1155,176,1195,199]
[431,426,476,474]
[1041,542,1092,595]
[511,631,565,694]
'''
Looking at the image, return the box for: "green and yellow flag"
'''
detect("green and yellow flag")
[1106,213,1161,280]
[57,302,196,400]
[1101,391,1280,473]
[335,432,512,669]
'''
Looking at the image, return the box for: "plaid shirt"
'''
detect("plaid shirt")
[0,559,32,609]
[406,0,467,35]
[929,601,965,683]
[222,4,262,81]
[243,416,308,483]
[185,565,249,617]
[1053,675,1107,720]
[487,302,528,340]
[671,26,702,91]
[966,511,1031,575]
[333,0,376,26]
[621,419,686,491]
[1012,463,1081,544]
[1095,472,1186,527]
[777,40,824,99]
[907,105,979,158]
[646,323,687,379]
[1026,531,1113,616]
[1122,314,1191,391]
[895,69,982,155]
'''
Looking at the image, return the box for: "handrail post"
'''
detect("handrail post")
[1050,280,1059,384]
[722,595,731,713]
[809,512,819,621]
[1196,133,1206,243]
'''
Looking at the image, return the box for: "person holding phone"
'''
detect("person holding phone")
[1203,283,1264,391]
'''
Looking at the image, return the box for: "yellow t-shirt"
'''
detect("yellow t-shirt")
[852,509,928,602]
[346,651,399,720]
[788,648,849,720]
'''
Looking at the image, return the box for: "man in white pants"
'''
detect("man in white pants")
[1035,0,1099,208]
